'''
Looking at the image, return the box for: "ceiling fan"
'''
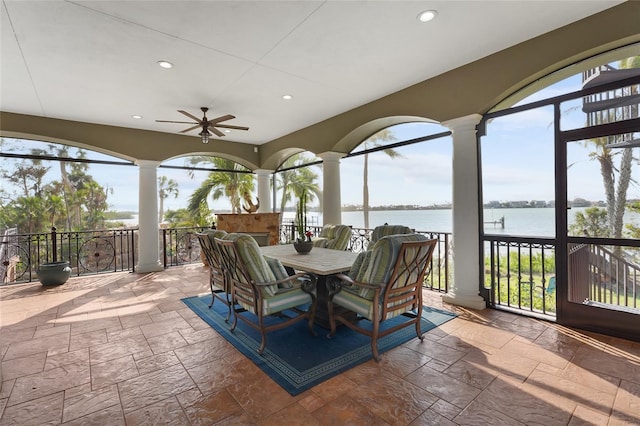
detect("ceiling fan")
[156,107,249,143]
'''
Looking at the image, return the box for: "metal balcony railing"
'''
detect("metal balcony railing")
[2,225,452,294]
[485,235,640,319]
[1,227,137,284]
[485,235,557,318]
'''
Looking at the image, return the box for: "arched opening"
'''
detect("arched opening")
[341,121,452,230]
[0,137,137,232]
[480,45,640,340]
[272,152,322,228]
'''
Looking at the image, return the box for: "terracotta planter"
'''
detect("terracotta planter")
[37,261,72,286]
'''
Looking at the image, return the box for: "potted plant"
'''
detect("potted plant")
[37,227,72,286]
[37,260,72,286]
[293,190,313,254]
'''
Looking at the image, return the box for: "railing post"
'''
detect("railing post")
[51,227,57,262]
[162,229,167,268]
[131,229,136,272]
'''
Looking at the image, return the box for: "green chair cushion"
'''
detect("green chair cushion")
[312,224,351,251]
[265,256,294,290]
[221,233,280,297]
[370,225,412,246]
[344,234,427,301]
[364,233,428,285]
[345,250,375,299]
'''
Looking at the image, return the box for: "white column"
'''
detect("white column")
[135,160,163,273]
[255,169,273,213]
[442,114,486,310]
[317,151,344,225]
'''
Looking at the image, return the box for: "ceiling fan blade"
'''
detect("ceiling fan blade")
[210,127,225,137]
[179,124,201,133]
[156,120,197,124]
[209,114,236,125]
[178,110,203,123]
[215,124,249,131]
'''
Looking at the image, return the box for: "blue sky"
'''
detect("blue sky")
[2,64,638,213]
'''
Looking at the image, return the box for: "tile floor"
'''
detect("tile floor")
[0,265,639,425]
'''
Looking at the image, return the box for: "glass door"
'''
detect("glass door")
[558,74,640,339]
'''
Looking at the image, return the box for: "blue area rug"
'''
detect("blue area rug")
[182,294,457,395]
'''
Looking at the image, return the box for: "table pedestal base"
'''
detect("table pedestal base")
[313,274,358,329]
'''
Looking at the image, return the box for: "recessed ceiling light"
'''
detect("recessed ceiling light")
[282,94,293,100]
[417,10,437,22]
[157,60,173,69]
[131,115,143,119]
[224,129,231,133]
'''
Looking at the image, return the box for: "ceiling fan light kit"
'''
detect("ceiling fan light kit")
[156,106,249,143]
[199,128,211,144]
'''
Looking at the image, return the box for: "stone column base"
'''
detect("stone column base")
[135,262,164,273]
[442,293,487,310]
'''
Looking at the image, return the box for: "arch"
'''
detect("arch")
[491,42,640,112]
[162,151,257,171]
[332,116,439,154]
[1,132,137,163]
[260,116,441,170]
[0,112,261,167]
[261,147,308,171]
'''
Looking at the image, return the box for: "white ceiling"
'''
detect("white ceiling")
[0,0,624,145]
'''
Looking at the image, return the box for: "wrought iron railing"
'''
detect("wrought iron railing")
[162,226,209,267]
[279,223,451,292]
[569,243,640,310]
[485,235,557,317]
[1,227,137,284]
[485,235,640,318]
[2,224,451,293]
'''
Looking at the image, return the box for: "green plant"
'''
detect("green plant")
[295,189,308,242]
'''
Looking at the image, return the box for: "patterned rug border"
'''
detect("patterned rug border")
[182,294,457,395]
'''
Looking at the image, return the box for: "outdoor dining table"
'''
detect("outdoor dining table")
[260,244,359,329]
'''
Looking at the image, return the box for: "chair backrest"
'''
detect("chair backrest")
[371,234,438,319]
[197,230,228,270]
[197,230,228,290]
[362,234,430,285]
[215,233,289,299]
[312,224,352,250]
[370,225,413,245]
[366,234,437,317]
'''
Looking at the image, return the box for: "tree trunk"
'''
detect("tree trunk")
[59,160,73,231]
[613,147,633,238]
[158,195,164,224]
[598,153,616,235]
[363,153,369,229]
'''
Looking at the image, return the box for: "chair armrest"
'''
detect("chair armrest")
[328,273,379,298]
[255,272,318,293]
[334,273,379,289]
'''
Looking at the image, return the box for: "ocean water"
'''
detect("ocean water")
[122,208,638,238]
[302,207,640,237]
[338,208,557,236]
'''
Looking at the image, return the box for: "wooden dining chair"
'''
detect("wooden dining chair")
[215,233,318,354]
[327,234,438,361]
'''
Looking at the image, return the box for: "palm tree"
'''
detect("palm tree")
[360,129,402,229]
[187,157,254,220]
[43,194,65,229]
[276,154,321,224]
[158,176,179,223]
